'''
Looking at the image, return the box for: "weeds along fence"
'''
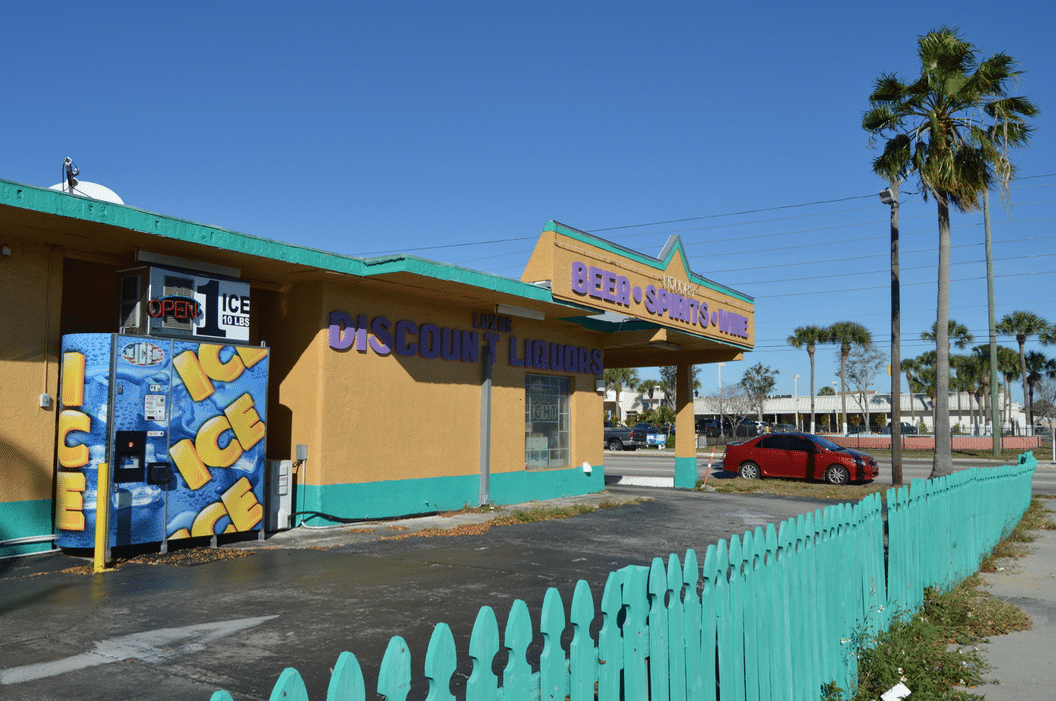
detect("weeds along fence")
[209,455,1037,701]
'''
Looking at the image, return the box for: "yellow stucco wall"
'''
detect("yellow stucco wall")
[273,280,605,487]
[0,239,62,505]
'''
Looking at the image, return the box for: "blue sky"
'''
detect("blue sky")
[5,1,1055,402]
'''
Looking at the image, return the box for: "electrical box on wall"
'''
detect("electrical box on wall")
[266,460,293,531]
[116,265,251,342]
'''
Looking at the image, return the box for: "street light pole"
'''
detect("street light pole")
[880,184,903,485]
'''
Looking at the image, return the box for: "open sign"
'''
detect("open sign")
[147,296,201,321]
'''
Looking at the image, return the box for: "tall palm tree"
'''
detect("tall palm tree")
[1024,351,1056,426]
[997,311,1050,425]
[826,321,873,434]
[787,326,827,433]
[864,27,1037,477]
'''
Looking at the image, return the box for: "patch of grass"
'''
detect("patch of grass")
[439,504,502,517]
[926,576,1031,643]
[979,499,1056,572]
[850,601,988,700]
[835,498,1048,700]
[847,580,1030,700]
[381,503,600,540]
[497,503,596,523]
[697,476,888,501]
[598,497,645,508]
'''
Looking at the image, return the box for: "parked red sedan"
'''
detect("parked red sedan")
[722,432,878,485]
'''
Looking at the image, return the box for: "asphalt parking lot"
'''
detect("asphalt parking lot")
[0,485,846,701]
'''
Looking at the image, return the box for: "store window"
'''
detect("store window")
[525,374,570,469]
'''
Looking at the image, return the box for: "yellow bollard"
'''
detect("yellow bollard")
[93,462,111,573]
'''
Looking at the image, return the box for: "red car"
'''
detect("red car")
[722,432,878,485]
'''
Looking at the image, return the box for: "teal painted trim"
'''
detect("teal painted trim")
[556,313,754,352]
[558,316,660,333]
[544,220,753,304]
[674,457,699,489]
[294,467,604,526]
[489,465,605,504]
[0,499,55,558]
[358,254,556,302]
[0,179,564,308]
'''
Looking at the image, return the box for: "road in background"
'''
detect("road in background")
[605,450,1056,495]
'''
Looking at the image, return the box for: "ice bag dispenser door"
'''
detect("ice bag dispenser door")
[113,430,146,483]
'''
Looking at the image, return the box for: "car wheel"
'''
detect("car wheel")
[739,462,761,479]
[607,438,622,451]
[825,465,849,485]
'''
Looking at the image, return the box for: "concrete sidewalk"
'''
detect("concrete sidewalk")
[969,497,1056,700]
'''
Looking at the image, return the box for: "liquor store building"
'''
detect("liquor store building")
[0,178,754,557]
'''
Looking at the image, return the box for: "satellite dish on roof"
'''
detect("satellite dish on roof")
[49,180,125,204]
[48,157,124,204]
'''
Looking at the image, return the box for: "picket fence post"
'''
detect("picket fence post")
[569,580,597,701]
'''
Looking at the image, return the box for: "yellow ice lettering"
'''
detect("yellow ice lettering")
[58,410,91,468]
[235,346,268,368]
[196,415,241,468]
[61,352,86,406]
[169,439,211,490]
[56,471,86,531]
[224,393,265,451]
[221,476,263,531]
[190,502,228,537]
[198,344,245,383]
[173,350,215,402]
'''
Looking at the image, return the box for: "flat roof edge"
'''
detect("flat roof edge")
[0,178,567,305]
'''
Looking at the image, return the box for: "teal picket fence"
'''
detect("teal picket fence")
[209,455,1036,701]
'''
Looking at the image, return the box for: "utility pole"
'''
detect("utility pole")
[881,184,903,485]
[985,190,1001,457]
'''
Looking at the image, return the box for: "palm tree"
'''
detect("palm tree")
[787,326,827,433]
[864,27,1037,477]
[995,345,1021,431]
[1024,351,1056,427]
[950,354,974,433]
[997,311,1050,425]
[921,319,974,350]
[971,344,1000,435]
[603,368,639,424]
[637,379,661,407]
[954,353,986,434]
[826,321,873,434]
[923,320,974,432]
[910,351,939,431]
[900,356,920,430]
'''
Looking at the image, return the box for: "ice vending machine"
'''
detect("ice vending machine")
[55,334,269,550]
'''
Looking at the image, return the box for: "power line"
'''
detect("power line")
[586,194,880,232]
[352,176,1056,259]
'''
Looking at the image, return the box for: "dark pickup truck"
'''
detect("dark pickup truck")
[604,422,647,451]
